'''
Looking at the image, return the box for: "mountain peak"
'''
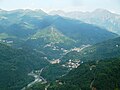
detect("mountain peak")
[0,9,6,12]
[8,9,47,16]
[49,10,65,16]
[93,9,111,14]
[31,25,75,44]
[0,9,3,11]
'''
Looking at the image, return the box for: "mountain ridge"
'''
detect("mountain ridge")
[50,8,120,35]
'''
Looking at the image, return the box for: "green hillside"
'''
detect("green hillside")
[31,26,75,45]
[0,43,49,90]
[0,9,120,90]
[61,37,120,62]
[48,58,120,90]
[26,58,120,90]
[24,26,76,60]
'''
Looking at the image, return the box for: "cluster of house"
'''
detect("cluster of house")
[62,59,81,70]
[49,59,61,64]
[0,39,13,44]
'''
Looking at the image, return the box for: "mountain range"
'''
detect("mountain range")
[50,9,120,35]
[0,9,118,60]
[0,9,120,90]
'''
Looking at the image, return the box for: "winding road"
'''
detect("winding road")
[21,68,47,90]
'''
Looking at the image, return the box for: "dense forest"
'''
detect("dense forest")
[0,43,49,90]
[27,58,120,90]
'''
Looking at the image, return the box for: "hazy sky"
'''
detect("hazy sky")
[0,0,120,14]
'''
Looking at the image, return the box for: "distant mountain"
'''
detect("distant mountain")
[50,9,120,35]
[0,9,118,45]
[0,43,49,90]
[0,9,49,40]
[52,16,118,45]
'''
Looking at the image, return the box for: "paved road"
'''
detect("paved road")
[21,68,47,90]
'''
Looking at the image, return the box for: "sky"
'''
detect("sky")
[0,0,120,14]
